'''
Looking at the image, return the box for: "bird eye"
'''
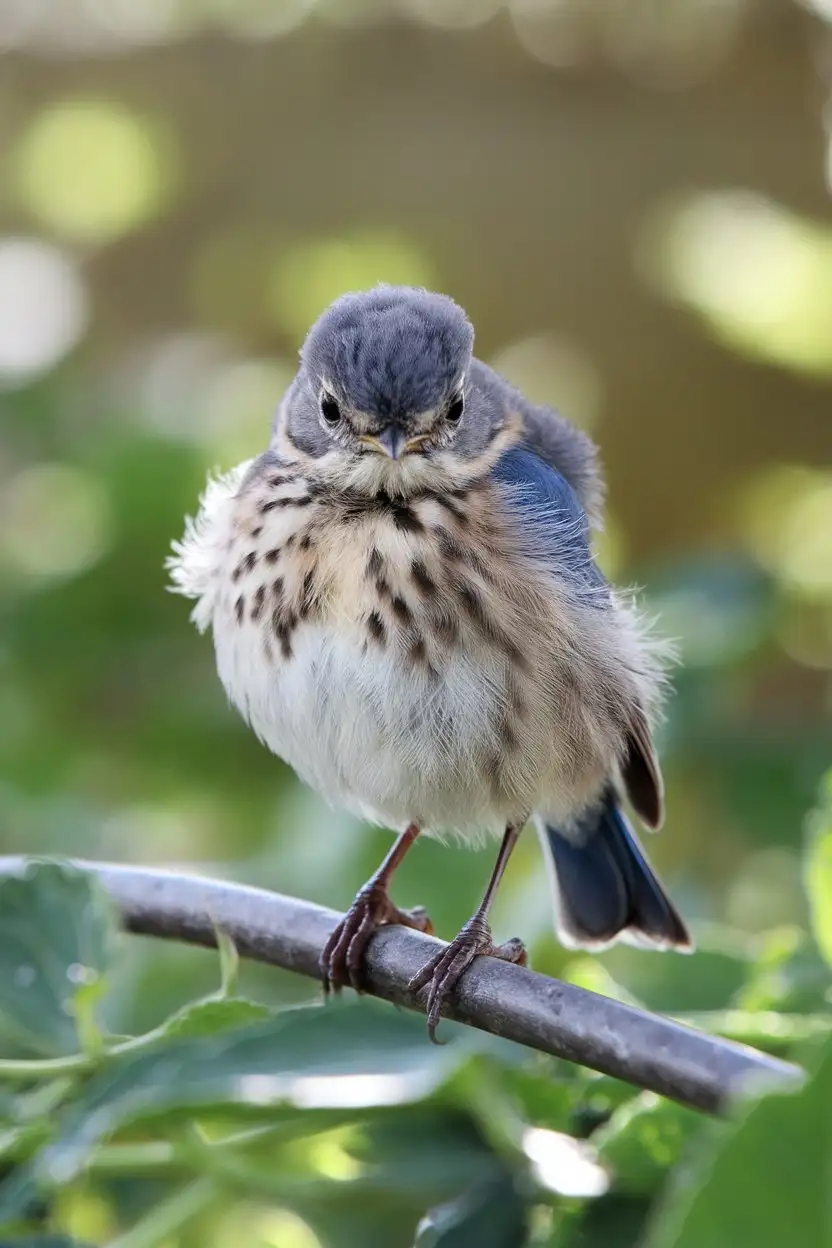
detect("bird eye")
[446,393,464,424]
[320,392,342,426]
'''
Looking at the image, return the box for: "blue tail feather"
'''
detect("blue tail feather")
[537,793,692,951]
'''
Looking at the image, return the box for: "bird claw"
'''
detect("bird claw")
[408,916,527,1043]
[320,886,433,995]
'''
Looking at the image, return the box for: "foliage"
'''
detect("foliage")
[2,3,832,1244]
[0,820,830,1247]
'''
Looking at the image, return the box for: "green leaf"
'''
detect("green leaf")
[555,1194,652,1248]
[0,860,119,1059]
[645,1033,832,1248]
[499,1063,578,1135]
[0,998,476,1216]
[735,927,832,1015]
[603,935,752,1015]
[215,925,240,997]
[804,773,832,968]
[677,1009,832,1054]
[415,1175,529,1247]
[350,1108,504,1193]
[592,1092,701,1195]
[150,996,272,1041]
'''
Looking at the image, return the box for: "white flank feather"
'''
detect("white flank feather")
[165,460,252,633]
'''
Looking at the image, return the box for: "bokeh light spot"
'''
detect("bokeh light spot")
[0,238,89,384]
[81,0,183,47]
[201,358,294,461]
[1,462,112,582]
[314,0,389,26]
[648,558,771,668]
[737,465,832,601]
[725,848,804,933]
[641,191,832,377]
[303,1129,363,1180]
[509,0,594,69]
[269,232,436,342]
[260,1209,323,1248]
[523,1126,609,1198]
[400,0,502,30]
[130,332,292,459]
[211,0,316,38]
[14,98,173,244]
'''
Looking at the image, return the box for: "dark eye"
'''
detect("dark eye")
[320,392,341,426]
[446,393,464,424]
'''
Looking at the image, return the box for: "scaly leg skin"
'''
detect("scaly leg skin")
[408,823,526,1043]
[320,823,432,994]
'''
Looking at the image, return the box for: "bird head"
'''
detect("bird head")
[275,285,510,497]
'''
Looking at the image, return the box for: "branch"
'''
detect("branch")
[0,858,802,1115]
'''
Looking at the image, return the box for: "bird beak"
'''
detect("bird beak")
[360,428,429,459]
[358,428,407,459]
[376,427,407,460]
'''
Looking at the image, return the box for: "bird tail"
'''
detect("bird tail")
[536,791,693,952]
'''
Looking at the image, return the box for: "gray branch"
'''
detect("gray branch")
[0,858,802,1114]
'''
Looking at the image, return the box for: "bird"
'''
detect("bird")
[168,284,692,1041]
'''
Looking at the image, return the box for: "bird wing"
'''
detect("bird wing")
[490,444,608,597]
[471,358,605,527]
[491,444,664,830]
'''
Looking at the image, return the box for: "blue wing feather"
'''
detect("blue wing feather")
[491,445,608,598]
[494,445,668,834]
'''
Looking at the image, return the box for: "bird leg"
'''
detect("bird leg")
[408,824,527,1042]
[320,822,432,994]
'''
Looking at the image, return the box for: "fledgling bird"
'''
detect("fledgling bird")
[168,285,692,1039]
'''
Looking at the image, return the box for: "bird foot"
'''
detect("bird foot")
[321,884,433,994]
[408,915,527,1043]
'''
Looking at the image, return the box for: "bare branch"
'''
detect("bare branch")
[0,857,802,1114]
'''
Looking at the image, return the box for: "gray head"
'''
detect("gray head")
[276,286,509,495]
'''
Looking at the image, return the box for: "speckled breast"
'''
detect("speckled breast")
[212,465,557,835]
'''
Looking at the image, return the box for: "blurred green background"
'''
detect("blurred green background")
[1,1,832,1244]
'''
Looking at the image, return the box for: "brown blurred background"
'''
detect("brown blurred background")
[1,0,831,1029]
